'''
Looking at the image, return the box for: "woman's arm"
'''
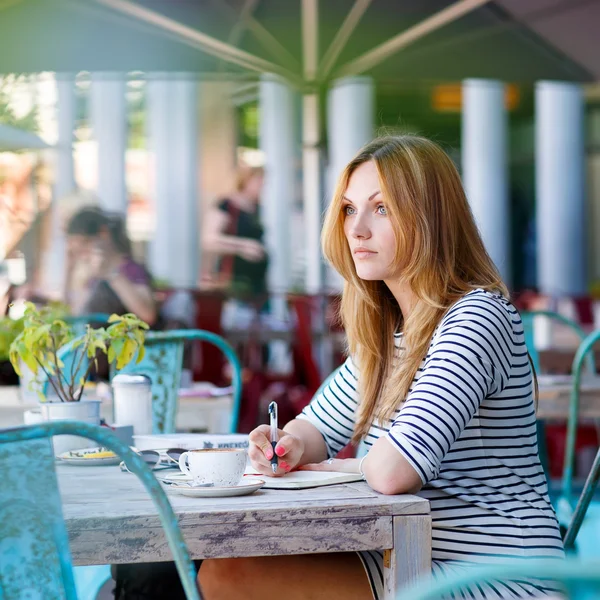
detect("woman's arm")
[202,207,264,261]
[106,272,157,325]
[371,296,513,495]
[283,418,328,466]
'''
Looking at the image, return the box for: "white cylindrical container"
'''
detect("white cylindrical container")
[112,374,153,435]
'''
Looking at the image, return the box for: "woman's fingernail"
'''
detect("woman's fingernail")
[275,446,285,457]
[266,449,273,459]
[280,461,290,470]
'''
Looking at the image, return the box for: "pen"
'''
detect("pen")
[268,401,278,474]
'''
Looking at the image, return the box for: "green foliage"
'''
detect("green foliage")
[9,303,148,402]
[0,317,24,362]
[0,74,39,133]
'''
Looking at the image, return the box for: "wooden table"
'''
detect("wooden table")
[57,465,431,599]
[537,375,600,420]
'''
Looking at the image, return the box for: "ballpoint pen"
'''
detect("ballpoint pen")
[268,401,278,474]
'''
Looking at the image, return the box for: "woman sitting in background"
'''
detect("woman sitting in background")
[65,207,157,326]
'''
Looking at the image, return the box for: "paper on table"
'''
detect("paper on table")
[243,467,363,489]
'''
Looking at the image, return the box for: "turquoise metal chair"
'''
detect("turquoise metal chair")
[118,329,243,434]
[38,330,241,599]
[65,313,111,335]
[521,310,594,374]
[401,558,600,600]
[557,329,600,552]
[0,420,202,600]
[521,310,595,480]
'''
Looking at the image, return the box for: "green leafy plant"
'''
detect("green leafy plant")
[9,303,149,402]
[0,316,24,362]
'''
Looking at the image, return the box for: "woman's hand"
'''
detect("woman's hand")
[248,425,305,477]
[238,239,266,262]
[299,458,361,474]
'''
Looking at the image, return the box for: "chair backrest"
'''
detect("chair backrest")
[40,329,243,435]
[521,310,594,374]
[560,329,600,516]
[64,314,111,336]
[0,421,201,600]
[117,329,243,434]
[401,558,600,600]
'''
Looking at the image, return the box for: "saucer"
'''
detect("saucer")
[169,478,265,498]
[58,447,121,466]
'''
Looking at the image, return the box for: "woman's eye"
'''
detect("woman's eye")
[344,206,356,216]
[376,205,387,215]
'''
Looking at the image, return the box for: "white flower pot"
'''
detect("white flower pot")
[39,399,102,456]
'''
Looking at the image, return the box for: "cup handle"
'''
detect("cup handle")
[178,452,191,476]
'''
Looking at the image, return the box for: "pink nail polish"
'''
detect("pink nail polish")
[275,446,285,457]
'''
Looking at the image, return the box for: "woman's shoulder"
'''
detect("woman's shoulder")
[443,288,516,323]
[119,259,151,286]
[435,288,518,348]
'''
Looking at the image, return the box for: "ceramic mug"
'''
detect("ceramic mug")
[178,448,247,487]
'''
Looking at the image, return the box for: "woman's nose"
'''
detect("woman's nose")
[350,216,371,239]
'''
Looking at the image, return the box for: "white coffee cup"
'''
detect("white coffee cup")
[178,448,247,487]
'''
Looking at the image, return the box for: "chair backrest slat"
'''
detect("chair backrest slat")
[118,329,243,434]
[0,435,77,599]
[119,338,185,433]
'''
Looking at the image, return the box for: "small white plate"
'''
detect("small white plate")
[169,478,265,498]
[157,471,193,484]
[58,447,121,467]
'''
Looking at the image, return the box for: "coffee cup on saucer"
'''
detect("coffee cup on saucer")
[178,448,247,487]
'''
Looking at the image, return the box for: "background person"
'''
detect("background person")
[65,206,156,326]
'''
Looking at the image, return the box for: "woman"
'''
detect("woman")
[202,164,268,302]
[65,207,156,326]
[199,136,564,599]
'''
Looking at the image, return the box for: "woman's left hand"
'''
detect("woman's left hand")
[299,457,360,473]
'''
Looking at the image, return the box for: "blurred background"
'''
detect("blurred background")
[0,0,599,435]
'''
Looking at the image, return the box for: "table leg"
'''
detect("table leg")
[382,514,431,599]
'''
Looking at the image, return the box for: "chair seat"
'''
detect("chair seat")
[74,565,112,600]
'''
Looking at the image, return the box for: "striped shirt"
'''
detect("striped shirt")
[298,289,564,599]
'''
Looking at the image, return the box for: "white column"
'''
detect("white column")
[90,73,127,213]
[326,76,375,291]
[259,74,295,295]
[536,81,586,296]
[303,93,323,294]
[170,76,200,288]
[461,79,510,284]
[327,76,374,192]
[147,74,200,288]
[39,73,76,298]
[259,74,296,374]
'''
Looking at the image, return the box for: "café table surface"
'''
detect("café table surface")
[57,464,431,599]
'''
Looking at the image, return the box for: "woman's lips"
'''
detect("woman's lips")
[353,248,377,258]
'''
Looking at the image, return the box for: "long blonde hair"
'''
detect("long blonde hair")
[322,135,508,442]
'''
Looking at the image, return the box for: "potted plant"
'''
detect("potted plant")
[9,302,148,453]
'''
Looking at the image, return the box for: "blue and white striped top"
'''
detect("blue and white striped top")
[298,289,564,599]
